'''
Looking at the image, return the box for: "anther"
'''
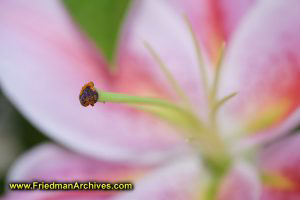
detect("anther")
[79,81,99,107]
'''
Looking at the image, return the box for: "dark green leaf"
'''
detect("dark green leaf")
[63,0,131,67]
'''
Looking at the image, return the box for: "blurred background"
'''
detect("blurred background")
[0,90,48,194]
[1,0,300,197]
[0,0,131,193]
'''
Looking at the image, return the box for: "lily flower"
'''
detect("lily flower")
[0,0,300,199]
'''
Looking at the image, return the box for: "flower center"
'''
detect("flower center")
[79,45,232,163]
[79,16,238,200]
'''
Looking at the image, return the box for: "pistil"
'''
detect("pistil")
[79,81,203,132]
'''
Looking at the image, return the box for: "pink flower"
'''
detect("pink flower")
[1,0,300,199]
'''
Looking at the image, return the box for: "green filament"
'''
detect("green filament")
[184,15,209,97]
[210,42,226,102]
[144,42,190,105]
[97,90,203,131]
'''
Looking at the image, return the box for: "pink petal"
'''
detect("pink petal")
[120,0,208,111]
[3,143,200,200]
[114,156,201,200]
[0,0,195,163]
[4,144,143,200]
[219,0,300,144]
[173,0,256,61]
[259,134,300,200]
[218,161,261,200]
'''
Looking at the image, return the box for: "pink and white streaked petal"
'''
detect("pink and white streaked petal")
[259,133,300,199]
[171,0,256,61]
[219,0,300,143]
[121,0,208,114]
[4,143,145,200]
[0,0,193,163]
[114,155,201,200]
[218,161,261,200]
[4,143,201,200]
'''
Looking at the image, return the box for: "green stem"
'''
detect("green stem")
[205,159,231,200]
[98,90,202,129]
[99,90,183,111]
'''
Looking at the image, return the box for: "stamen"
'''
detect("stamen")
[144,41,190,105]
[210,92,237,129]
[210,42,226,102]
[79,82,98,107]
[98,88,201,123]
[184,14,209,96]
[79,82,202,129]
[79,82,230,169]
[98,89,181,110]
[208,43,226,131]
[212,92,237,113]
[132,104,202,136]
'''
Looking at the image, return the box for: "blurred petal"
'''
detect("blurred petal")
[114,155,201,200]
[0,0,193,163]
[218,161,261,200]
[5,143,140,200]
[4,143,200,200]
[260,134,300,199]
[120,0,209,112]
[174,0,256,61]
[219,0,300,143]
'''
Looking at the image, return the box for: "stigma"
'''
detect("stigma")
[79,81,99,107]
